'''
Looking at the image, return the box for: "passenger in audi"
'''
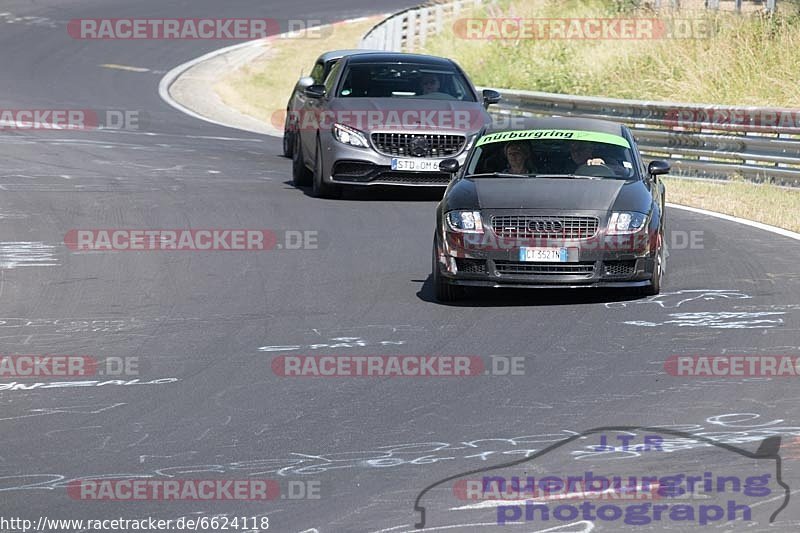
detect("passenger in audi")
[502,141,535,174]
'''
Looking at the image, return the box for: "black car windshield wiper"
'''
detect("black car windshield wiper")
[468,172,605,180]
[531,174,603,180]
[467,172,536,178]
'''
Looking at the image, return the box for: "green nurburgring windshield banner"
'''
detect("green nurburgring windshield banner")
[476,129,631,148]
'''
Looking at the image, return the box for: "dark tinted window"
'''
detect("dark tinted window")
[337,62,475,101]
[467,138,638,179]
[324,61,343,93]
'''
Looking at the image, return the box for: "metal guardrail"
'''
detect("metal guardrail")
[488,89,800,184]
[658,0,778,11]
[704,0,778,12]
[360,0,482,52]
[361,1,800,185]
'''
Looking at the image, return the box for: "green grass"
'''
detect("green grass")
[664,177,800,233]
[424,0,800,106]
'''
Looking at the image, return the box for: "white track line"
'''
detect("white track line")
[158,39,273,135]
[158,16,388,137]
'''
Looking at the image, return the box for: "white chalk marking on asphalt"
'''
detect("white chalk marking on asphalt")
[0,242,59,268]
[452,487,635,511]
[0,119,72,130]
[98,127,264,143]
[371,521,594,532]
[100,63,151,73]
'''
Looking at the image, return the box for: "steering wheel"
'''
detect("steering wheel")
[421,92,456,100]
[574,163,617,178]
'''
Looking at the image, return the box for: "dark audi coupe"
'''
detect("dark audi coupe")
[432,117,670,302]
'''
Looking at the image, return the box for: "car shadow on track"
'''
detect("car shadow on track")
[416,274,645,307]
[285,181,445,202]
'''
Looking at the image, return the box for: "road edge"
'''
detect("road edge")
[666,203,800,241]
[158,16,380,138]
[158,38,279,136]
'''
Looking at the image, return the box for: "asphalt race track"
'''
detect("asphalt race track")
[0,1,799,532]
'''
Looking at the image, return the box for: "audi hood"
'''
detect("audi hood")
[442,177,655,213]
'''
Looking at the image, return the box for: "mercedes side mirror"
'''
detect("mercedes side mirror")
[648,160,671,176]
[440,159,460,174]
[296,76,314,91]
[482,89,501,108]
[304,84,327,99]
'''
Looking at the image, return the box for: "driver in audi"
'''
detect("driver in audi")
[567,141,627,176]
[569,141,605,169]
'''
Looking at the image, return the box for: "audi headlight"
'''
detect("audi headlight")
[607,212,647,234]
[332,123,369,148]
[446,211,483,233]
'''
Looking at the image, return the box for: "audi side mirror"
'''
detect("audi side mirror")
[440,159,460,174]
[648,160,671,176]
[482,89,501,108]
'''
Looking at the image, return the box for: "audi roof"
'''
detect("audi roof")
[344,52,461,67]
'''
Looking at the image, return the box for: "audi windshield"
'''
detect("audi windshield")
[465,129,640,179]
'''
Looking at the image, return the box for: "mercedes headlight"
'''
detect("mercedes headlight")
[332,123,369,148]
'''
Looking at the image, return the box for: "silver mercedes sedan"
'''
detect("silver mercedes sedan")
[289,52,501,198]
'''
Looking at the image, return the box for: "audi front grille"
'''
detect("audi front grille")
[604,260,636,277]
[494,261,595,276]
[490,216,599,240]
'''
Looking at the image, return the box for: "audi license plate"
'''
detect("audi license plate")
[519,247,568,262]
[391,158,442,172]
